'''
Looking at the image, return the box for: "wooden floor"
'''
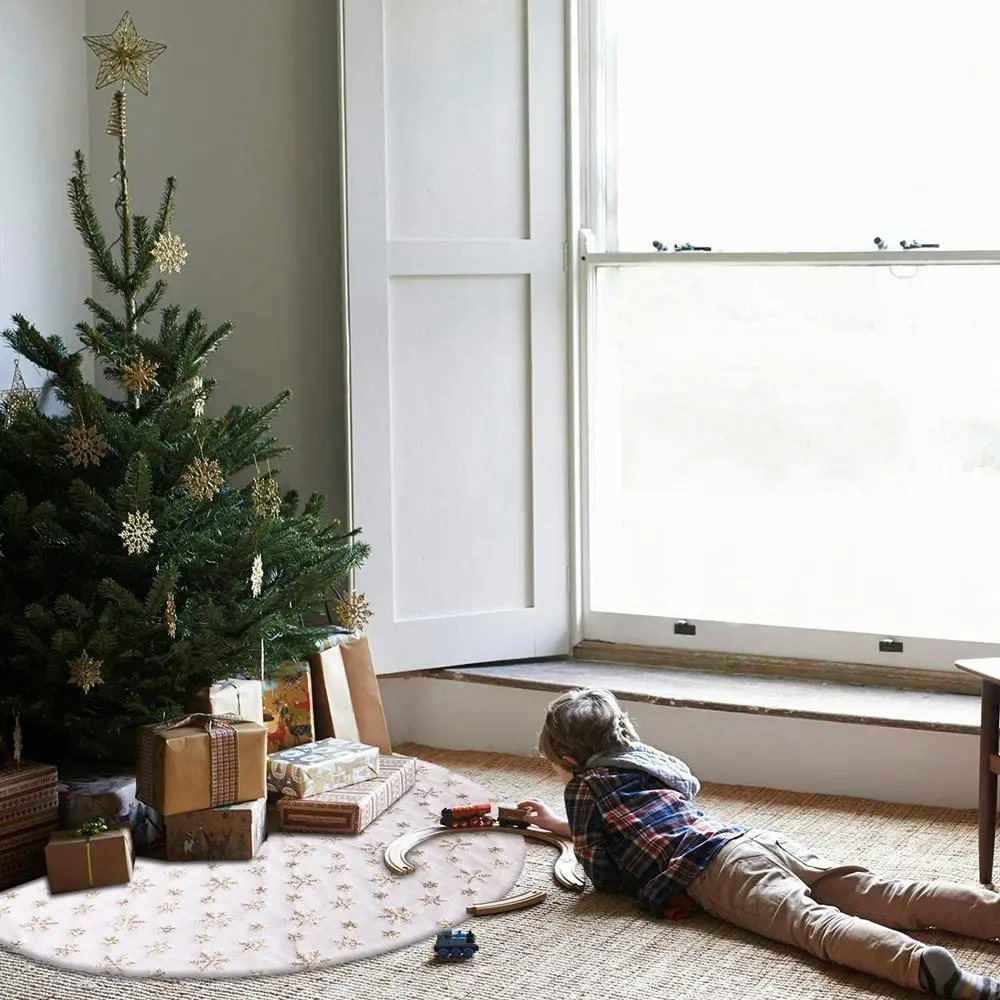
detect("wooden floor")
[421,658,981,735]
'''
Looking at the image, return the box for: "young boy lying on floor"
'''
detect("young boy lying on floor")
[517,687,1000,998]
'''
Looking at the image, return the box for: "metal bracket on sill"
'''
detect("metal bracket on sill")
[879,637,904,653]
[673,620,697,636]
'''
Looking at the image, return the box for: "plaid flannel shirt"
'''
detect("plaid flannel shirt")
[564,766,746,916]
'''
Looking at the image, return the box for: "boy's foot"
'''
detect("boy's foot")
[919,946,1000,999]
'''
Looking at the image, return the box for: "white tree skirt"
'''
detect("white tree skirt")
[0,759,526,979]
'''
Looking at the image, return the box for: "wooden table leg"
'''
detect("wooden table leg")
[979,680,1000,885]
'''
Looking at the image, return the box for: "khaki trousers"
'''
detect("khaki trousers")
[685,829,1000,991]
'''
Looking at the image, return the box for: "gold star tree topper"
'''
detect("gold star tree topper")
[84,11,166,96]
[1,359,39,428]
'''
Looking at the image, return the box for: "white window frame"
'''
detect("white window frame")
[575,0,1000,672]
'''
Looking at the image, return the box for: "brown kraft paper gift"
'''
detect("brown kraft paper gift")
[136,715,267,817]
[45,827,134,894]
[309,637,392,754]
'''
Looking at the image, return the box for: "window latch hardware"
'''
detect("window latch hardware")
[673,620,696,636]
[874,237,889,250]
[878,637,903,653]
[652,241,713,252]
[900,239,939,249]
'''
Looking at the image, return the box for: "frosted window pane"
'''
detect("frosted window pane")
[611,0,1000,251]
[589,264,1000,643]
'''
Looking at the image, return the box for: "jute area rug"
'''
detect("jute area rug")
[1,742,996,1000]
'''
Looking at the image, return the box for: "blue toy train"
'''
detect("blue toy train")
[433,929,479,961]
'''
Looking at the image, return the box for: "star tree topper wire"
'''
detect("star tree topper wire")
[84,11,166,96]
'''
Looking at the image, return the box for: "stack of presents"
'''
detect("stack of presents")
[0,633,417,895]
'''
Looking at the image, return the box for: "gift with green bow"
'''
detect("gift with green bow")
[44,815,134,894]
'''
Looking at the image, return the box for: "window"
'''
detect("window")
[579,0,1000,670]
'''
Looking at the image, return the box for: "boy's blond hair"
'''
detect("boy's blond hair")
[537,687,639,766]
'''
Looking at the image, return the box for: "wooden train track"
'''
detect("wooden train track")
[383,824,586,892]
[466,889,548,915]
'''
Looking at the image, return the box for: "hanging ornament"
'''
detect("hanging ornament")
[165,591,177,638]
[250,553,264,598]
[250,476,282,518]
[119,355,159,396]
[151,231,188,275]
[12,714,22,765]
[1,360,39,428]
[330,591,374,633]
[63,421,107,468]
[190,376,206,418]
[181,457,224,501]
[120,510,156,555]
[84,11,166,96]
[106,88,126,137]
[67,652,104,694]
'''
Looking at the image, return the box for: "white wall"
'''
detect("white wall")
[0,0,91,388]
[84,0,349,513]
[379,677,979,811]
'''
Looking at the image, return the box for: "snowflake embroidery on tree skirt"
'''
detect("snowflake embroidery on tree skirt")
[181,457,224,501]
[330,591,373,632]
[164,592,177,638]
[151,231,187,274]
[250,553,264,598]
[63,423,107,468]
[250,476,281,518]
[67,652,103,694]
[190,376,206,417]
[120,511,156,555]
[119,355,159,396]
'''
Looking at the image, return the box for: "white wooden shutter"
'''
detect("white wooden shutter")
[343,0,569,673]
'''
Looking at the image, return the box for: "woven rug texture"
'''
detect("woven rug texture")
[0,742,996,1000]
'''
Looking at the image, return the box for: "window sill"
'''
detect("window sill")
[411,659,980,736]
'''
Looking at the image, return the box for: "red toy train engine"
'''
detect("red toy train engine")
[439,802,531,830]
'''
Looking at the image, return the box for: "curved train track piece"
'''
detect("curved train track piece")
[466,889,548,915]
[383,824,586,892]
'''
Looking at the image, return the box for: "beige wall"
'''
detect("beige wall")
[0,0,91,389]
[85,0,349,517]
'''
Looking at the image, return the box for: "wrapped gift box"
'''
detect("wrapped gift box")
[262,662,316,754]
[58,775,162,849]
[308,637,392,754]
[190,678,264,726]
[278,754,416,834]
[0,761,59,890]
[45,826,133,894]
[137,715,267,817]
[164,797,267,862]
[267,738,379,799]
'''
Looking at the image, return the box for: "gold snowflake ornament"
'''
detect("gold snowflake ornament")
[250,476,282,518]
[63,423,106,468]
[191,376,206,418]
[120,510,156,555]
[331,591,373,632]
[165,592,177,639]
[250,554,264,598]
[182,457,224,501]
[119,355,159,396]
[68,652,104,694]
[151,232,188,275]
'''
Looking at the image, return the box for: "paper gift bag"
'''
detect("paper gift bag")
[136,715,267,816]
[45,825,134,894]
[262,662,316,753]
[190,678,264,726]
[308,637,391,754]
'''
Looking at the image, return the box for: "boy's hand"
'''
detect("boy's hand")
[517,799,570,837]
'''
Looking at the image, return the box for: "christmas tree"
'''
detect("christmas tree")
[0,12,369,764]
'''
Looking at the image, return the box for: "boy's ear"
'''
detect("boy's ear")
[560,755,578,767]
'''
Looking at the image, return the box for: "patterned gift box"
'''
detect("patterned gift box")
[267,738,379,799]
[262,662,315,754]
[278,754,416,834]
[163,797,267,862]
[0,761,59,890]
[58,775,162,849]
[191,678,264,726]
[137,714,267,817]
[45,826,134,894]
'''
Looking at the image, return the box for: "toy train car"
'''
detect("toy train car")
[433,929,479,961]
[439,802,531,830]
